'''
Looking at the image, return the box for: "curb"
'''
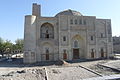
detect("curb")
[79,65,103,77]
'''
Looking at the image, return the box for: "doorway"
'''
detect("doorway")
[101,48,104,57]
[73,49,79,59]
[63,53,67,59]
[101,52,104,57]
[91,52,94,58]
[46,54,49,60]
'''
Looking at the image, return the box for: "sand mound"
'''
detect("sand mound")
[55,60,70,66]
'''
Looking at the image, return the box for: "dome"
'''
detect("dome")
[55,9,83,17]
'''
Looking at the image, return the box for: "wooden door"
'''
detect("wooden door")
[91,52,94,58]
[101,52,104,57]
[63,53,67,59]
[73,49,79,59]
[101,49,104,57]
[46,54,49,60]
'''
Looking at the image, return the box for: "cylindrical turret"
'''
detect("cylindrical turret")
[24,15,36,63]
[24,15,36,50]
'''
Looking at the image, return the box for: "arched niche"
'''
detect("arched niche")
[71,34,84,59]
[98,41,107,58]
[42,42,53,54]
[40,23,54,39]
[41,42,54,61]
[72,34,84,48]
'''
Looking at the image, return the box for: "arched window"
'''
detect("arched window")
[107,23,111,34]
[74,40,79,48]
[46,48,49,60]
[46,30,48,33]
[79,19,82,24]
[70,19,73,24]
[46,48,49,53]
[63,36,66,41]
[75,19,77,24]
[101,33,104,38]
[91,36,94,41]
[45,30,49,38]
[40,23,54,39]
[83,20,86,25]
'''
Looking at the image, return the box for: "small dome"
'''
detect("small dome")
[55,9,82,17]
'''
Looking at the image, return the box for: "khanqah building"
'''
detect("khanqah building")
[24,3,113,63]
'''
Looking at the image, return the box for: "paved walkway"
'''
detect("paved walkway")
[83,74,120,80]
[47,66,99,80]
[102,60,120,70]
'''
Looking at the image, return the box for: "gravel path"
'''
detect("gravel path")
[0,67,99,80]
[0,68,47,80]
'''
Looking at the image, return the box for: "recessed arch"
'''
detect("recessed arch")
[42,42,53,54]
[41,42,54,61]
[72,34,84,41]
[40,22,54,39]
[73,40,79,48]
[71,34,85,59]
[72,34,84,48]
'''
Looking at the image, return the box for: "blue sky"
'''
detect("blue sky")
[0,0,120,42]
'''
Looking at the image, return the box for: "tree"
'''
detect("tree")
[3,40,13,58]
[0,39,13,57]
[14,39,24,53]
[0,37,4,57]
[0,37,4,43]
[0,38,24,58]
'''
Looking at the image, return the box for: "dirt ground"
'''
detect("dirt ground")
[0,59,120,80]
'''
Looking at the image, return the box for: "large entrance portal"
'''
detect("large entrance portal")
[72,35,84,60]
[73,49,79,59]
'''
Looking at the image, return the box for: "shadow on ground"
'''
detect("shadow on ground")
[0,58,24,67]
[0,58,114,68]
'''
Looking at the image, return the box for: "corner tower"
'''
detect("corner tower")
[24,3,41,63]
[32,3,41,17]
